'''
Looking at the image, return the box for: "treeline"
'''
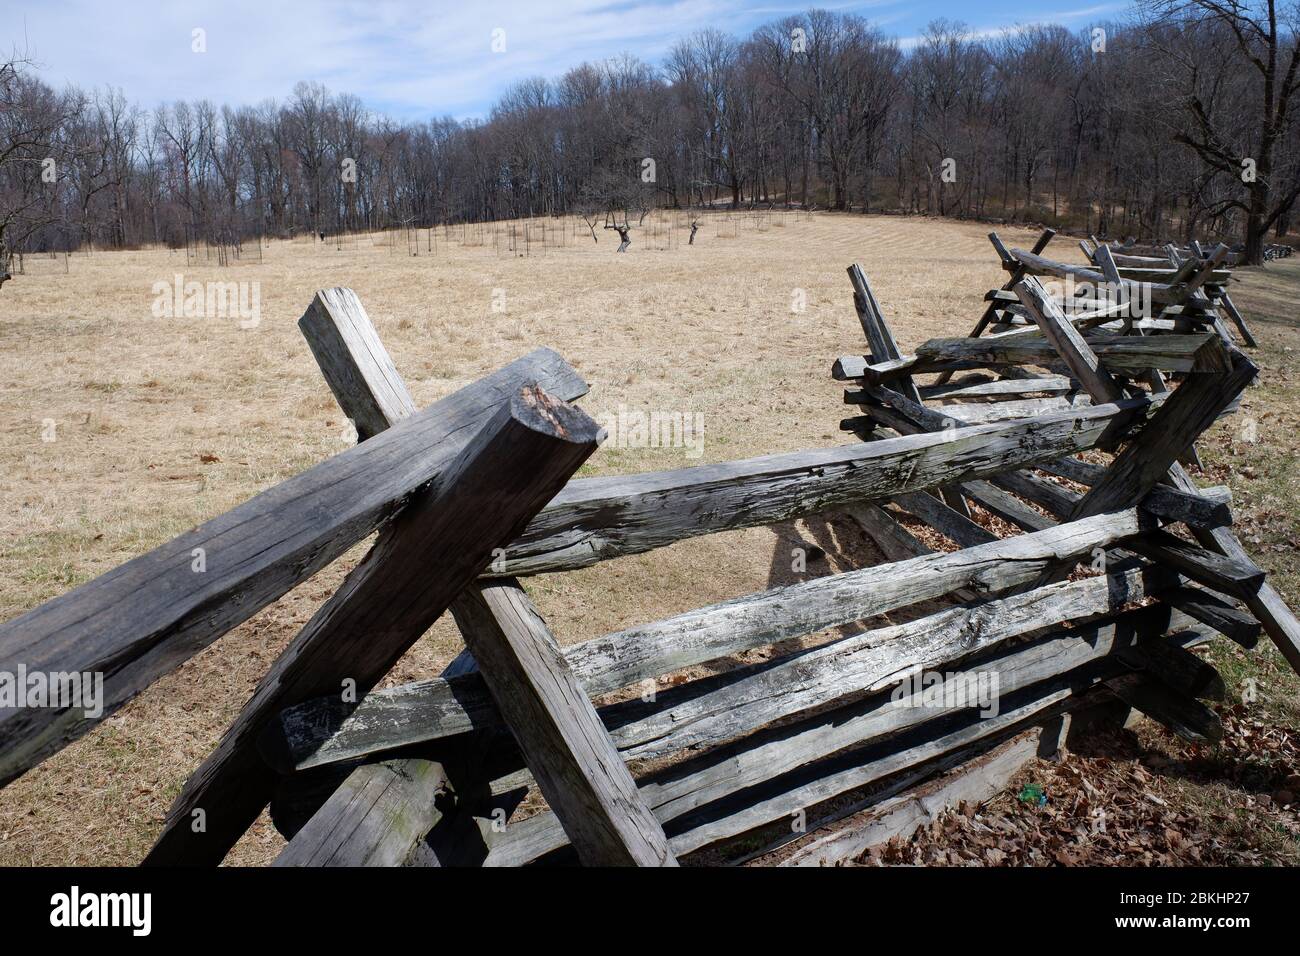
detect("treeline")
[3,2,1299,271]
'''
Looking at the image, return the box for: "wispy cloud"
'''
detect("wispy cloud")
[9,0,1136,118]
[895,2,1128,49]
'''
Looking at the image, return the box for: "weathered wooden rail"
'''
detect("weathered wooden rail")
[1078,237,1256,347]
[0,249,1294,866]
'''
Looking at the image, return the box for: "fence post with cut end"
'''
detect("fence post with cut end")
[283,287,675,867]
[146,379,604,865]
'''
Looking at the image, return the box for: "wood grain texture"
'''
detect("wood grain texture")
[453,581,676,866]
[266,507,1155,771]
[486,604,1204,865]
[932,227,1054,386]
[833,331,1229,384]
[273,759,450,866]
[206,292,436,860]
[1160,456,1300,675]
[493,392,1170,576]
[298,288,418,438]
[935,395,1094,424]
[275,291,494,868]
[778,730,1045,867]
[0,345,586,789]
[1066,357,1256,523]
[144,384,602,865]
[918,375,1077,401]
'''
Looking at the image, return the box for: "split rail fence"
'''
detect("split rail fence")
[1,231,1297,866]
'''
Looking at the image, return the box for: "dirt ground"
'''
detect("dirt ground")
[0,211,1296,865]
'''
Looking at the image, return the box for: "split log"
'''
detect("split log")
[1023,265,1196,467]
[1156,586,1260,649]
[1036,457,1232,528]
[846,263,971,517]
[847,264,921,405]
[861,394,1258,635]
[918,375,1076,401]
[453,581,676,866]
[990,471,1259,599]
[933,228,1055,386]
[1149,387,1300,673]
[265,507,1157,772]
[1103,673,1223,742]
[928,395,1093,424]
[1016,276,1124,403]
[491,393,1173,577]
[1124,532,1265,601]
[847,503,933,563]
[657,690,1075,861]
[287,289,671,866]
[0,345,586,789]
[1057,360,1255,535]
[833,332,1229,384]
[299,288,421,440]
[604,566,1159,765]
[1007,249,1205,307]
[484,606,1210,865]
[1218,292,1258,348]
[963,473,1260,648]
[273,759,451,866]
[889,491,998,549]
[1117,635,1227,702]
[984,289,1019,303]
[777,728,1047,867]
[844,503,981,601]
[281,287,530,867]
[1116,267,1231,284]
[144,384,601,865]
[854,385,1229,528]
[1108,252,1173,267]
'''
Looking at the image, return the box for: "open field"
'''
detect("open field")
[1,212,1297,865]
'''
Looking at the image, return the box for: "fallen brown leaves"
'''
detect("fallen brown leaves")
[855,706,1300,867]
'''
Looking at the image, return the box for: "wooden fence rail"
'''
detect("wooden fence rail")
[0,246,1294,866]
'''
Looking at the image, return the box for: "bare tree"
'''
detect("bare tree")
[0,54,79,291]
[754,11,902,210]
[668,30,750,207]
[1144,0,1300,262]
[5,10,1297,263]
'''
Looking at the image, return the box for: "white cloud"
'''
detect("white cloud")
[10,0,740,117]
[895,2,1128,49]
[8,0,1132,117]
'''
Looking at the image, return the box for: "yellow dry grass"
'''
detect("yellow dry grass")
[0,212,1294,865]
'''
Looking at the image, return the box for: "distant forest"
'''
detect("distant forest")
[3,0,1300,273]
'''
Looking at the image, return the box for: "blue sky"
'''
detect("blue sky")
[6,0,1134,121]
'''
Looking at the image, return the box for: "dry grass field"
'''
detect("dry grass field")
[1,211,1297,865]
